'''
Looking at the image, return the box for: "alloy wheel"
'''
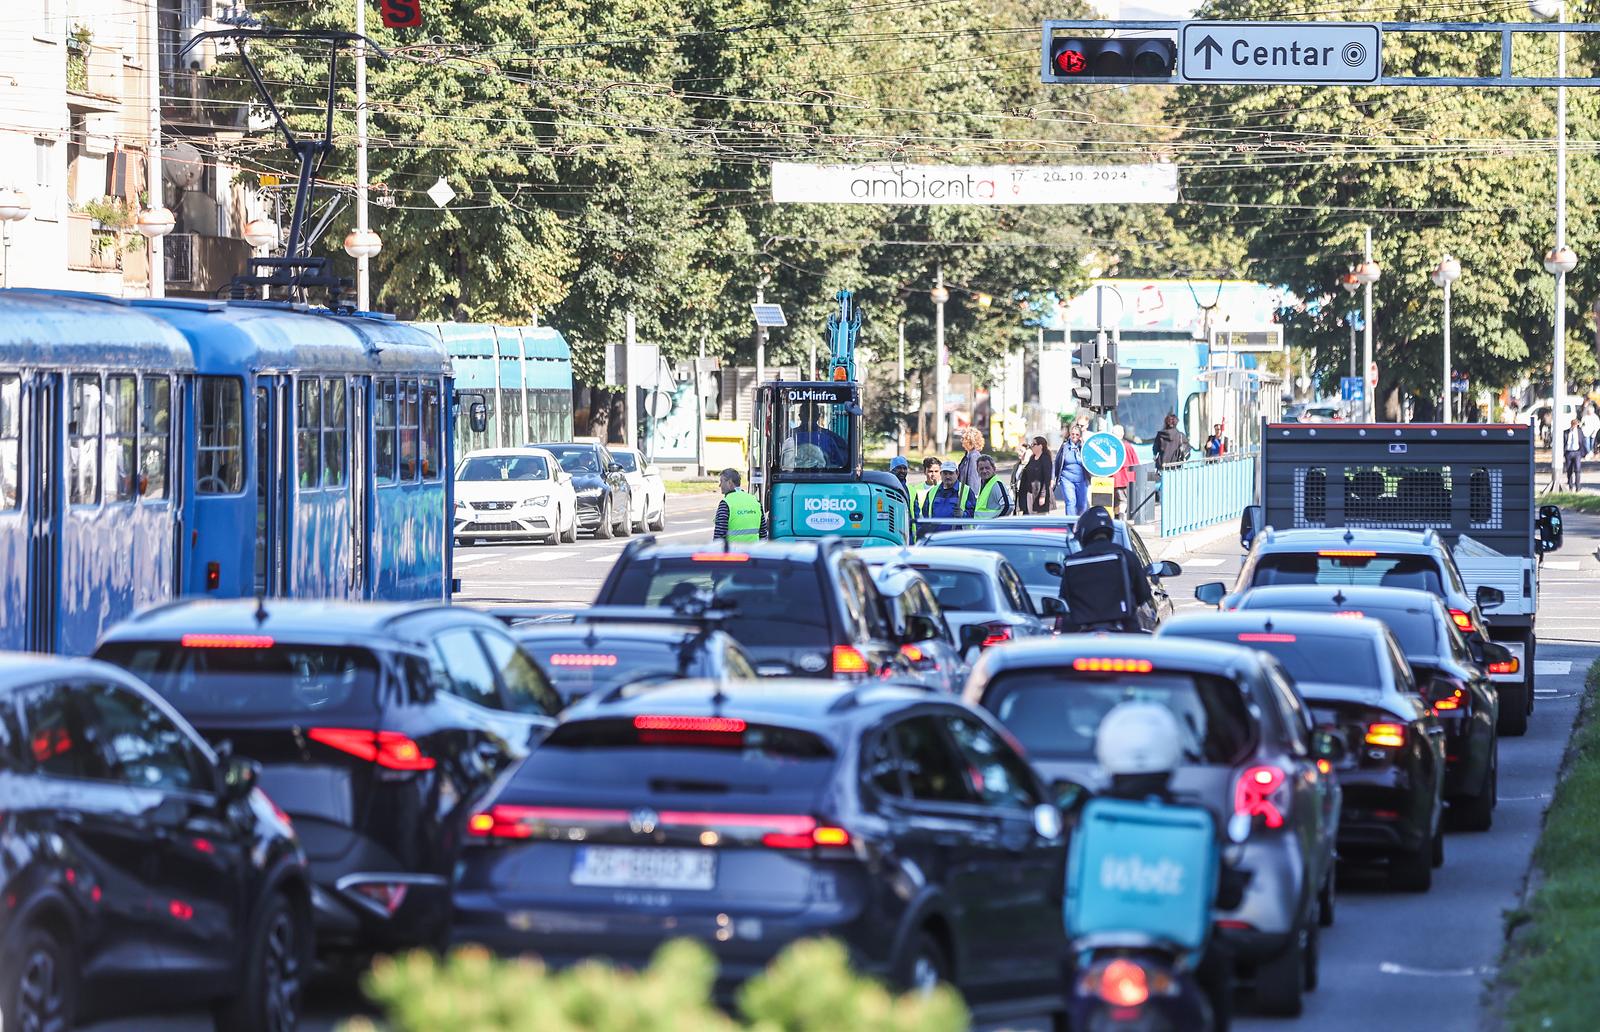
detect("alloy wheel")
[262,910,302,1032]
[16,941,67,1032]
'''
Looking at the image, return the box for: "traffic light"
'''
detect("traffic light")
[1071,344,1095,408]
[1045,33,1176,83]
[1095,360,1119,410]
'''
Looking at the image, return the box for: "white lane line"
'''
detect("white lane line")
[516,550,579,563]
[1542,560,1581,570]
[1536,660,1574,675]
[1379,961,1493,977]
[588,555,620,563]
[655,528,714,539]
[1182,558,1226,568]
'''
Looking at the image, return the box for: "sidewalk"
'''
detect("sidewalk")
[1135,517,1239,562]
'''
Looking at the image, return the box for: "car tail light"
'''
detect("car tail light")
[1448,608,1474,633]
[900,643,927,663]
[1488,658,1520,675]
[1318,549,1376,558]
[832,644,871,674]
[691,552,749,562]
[1237,632,1296,643]
[466,804,630,839]
[548,653,619,667]
[307,728,436,771]
[1072,657,1154,673]
[633,715,746,734]
[348,882,409,915]
[1432,689,1465,713]
[980,623,1012,648]
[1096,958,1150,1007]
[181,633,274,649]
[1364,722,1407,748]
[1233,765,1288,829]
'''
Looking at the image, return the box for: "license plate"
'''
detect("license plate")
[570,847,716,890]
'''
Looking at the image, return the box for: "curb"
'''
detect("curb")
[1138,519,1240,562]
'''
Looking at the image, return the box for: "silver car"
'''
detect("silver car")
[868,562,968,693]
[963,635,1341,1018]
[861,545,1052,659]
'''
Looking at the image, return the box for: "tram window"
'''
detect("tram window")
[197,377,244,495]
[103,375,137,503]
[68,373,100,506]
[140,376,170,501]
[0,374,18,510]
[399,377,419,481]
[421,380,442,481]
[323,377,347,486]
[376,377,397,483]
[296,378,322,490]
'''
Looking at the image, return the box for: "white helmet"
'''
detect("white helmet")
[1095,701,1185,777]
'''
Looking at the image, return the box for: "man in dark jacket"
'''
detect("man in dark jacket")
[1153,414,1189,471]
[1056,506,1152,633]
[923,461,975,522]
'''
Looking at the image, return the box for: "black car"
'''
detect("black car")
[1231,585,1501,830]
[594,537,918,681]
[0,654,311,1032]
[94,599,561,960]
[536,440,634,540]
[451,678,1069,1024]
[500,606,760,705]
[1159,610,1448,891]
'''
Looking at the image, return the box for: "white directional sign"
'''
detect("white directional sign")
[1179,21,1381,85]
[771,162,1178,205]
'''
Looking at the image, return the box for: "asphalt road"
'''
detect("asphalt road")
[86,499,1600,1032]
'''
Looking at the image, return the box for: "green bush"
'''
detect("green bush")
[340,937,968,1032]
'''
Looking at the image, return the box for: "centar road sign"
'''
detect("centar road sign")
[1179,22,1381,85]
[1082,432,1127,478]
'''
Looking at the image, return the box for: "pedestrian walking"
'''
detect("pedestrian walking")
[1153,413,1189,473]
[1203,424,1228,460]
[955,426,986,501]
[1113,431,1138,518]
[1054,424,1090,516]
[712,468,766,542]
[1563,416,1587,491]
[1017,435,1054,514]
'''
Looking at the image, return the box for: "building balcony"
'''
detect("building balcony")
[164,231,252,295]
[66,45,124,113]
[161,68,250,134]
[67,212,124,272]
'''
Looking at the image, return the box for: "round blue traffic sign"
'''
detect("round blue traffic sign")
[1082,432,1127,478]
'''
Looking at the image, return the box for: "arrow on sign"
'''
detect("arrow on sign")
[1193,34,1223,70]
[1087,438,1118,467]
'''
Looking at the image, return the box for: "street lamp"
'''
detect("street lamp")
[1532,0,1568,480]
[135,205,175,240]
[0,187,29,288]
[342,228,382,260]
[1430,254,1462,421]
[242,217,278,251]
[931,268,950,452]
[1355,231,1380,420]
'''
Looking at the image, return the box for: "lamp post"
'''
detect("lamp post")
[342,228,382,303]
[1338,270,1360,406]
[931,265,950,452]
[0,187,30,288]
[243,217,278,300]
[1532,0,1569,478]
[1431,255,1462,421]
[1355,229,1381,421]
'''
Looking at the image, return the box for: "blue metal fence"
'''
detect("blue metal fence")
[1159,452,1257,537]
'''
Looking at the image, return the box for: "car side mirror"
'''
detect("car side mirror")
[1040,596,1067,617]
[221,755,260,803]
[1538,504,1564,552]
[904,613,942,644]
[467,397,488,434]
[959,624,988,653]
[1479,641,1514,666]
[1148,560,1181,579]
[607,462,624,473]
[1239,504,1264,550]
[1051,778,1089,811]
[1312,727,1346,763]
[1194,581,1227,607]
[1045,560,1064,578]
[1475,585,1504,610]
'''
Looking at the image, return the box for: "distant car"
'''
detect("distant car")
[859,545,1052,657]
[1297,404,1344,423]
[1230,584,1501,830]
[451,678,1071,1022]
[963,635,1341,1017]
[95,599,561,960]
[1158,610,1447,891]
[535,441,634,540]
[0,653,311,1032]
[610,445,667,534]
[868,562,968,693]
[503,607,759,705]
[454,447,579,545]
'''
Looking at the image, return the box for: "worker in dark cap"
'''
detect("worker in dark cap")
[1055,505,1152,633]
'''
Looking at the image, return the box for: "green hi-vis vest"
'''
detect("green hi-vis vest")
[912,481,937,517]
[975,476,1006,518]
[725,489,762,542]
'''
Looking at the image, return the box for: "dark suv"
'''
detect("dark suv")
[594,537,915,680]
[95,600,561,960]
[536,441,634,539]
[0,654,311,1032]
[451,678,1069,1024]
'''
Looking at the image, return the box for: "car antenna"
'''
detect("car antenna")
[1332,589,1347,606]
[253,594,268,627]
[1263,616,1273,634]
[1342,528,1355,544]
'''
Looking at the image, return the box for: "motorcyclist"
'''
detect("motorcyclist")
[1056,506,1152,632]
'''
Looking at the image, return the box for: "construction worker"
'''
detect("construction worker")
[912,456,942,516]
[973,453,1014,519]
[712,468,767,543]
[924,461,975,525]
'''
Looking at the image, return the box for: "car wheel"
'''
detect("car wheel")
[4,925,77,1032]
[1432,821,1446,868]
[545,508,562,545]
[893,928,951,994]
[1253,931,1305,1016]
[631,511,648,534]
[213,893,306,1032]
[1498,683,1529,736]
[649,500,666,531]
[1304,923,1320,992]
[1450,744,1497,832]
[1317,869,1336,928]
[561,511,578,543]
[594,499,614,539]
[1389,828,1434,892]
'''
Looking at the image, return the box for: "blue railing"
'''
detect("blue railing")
[1159,452,1257,537]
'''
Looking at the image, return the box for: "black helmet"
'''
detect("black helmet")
[1075,506,1115,544]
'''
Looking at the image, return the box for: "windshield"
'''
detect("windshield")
[986,669,1253,765]
[457,453,549,482]
[517,637,700,704]
[540,445,602,475]
[1117,368,1180,444]
[611,451,639,473]
[909,566,995,611]
[1168,629,1382,688]
[776,388,855,473]
[1251,552,1444,593]
[603,557,833,646]
[96,643,381,717]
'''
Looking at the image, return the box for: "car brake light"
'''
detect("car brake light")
[980,623,1013,648]
[307,728,436,771]
[832,644,871,674]
[180,633,273,649]
[1488,658,1519,675]
[1238,632,1296,643]
[691,552,749,562]
[1432,690,1464,713]
[1234,765,1287,829]
[900,643,926,663]
[633,715,747,734]
[1334,610,1364,618]
[1364,722,1407,748]
[466,805,631,839]
[1318,550,1377,558]
[548,653,618,667]
[1072,657,1154,673]
[348,882,409,915]
[1097,958,1150,1008]
[1448,608,1474,633]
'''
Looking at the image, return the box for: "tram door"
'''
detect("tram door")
[349,379,369,597]
[254,379,293,596]
[24,374,60,652]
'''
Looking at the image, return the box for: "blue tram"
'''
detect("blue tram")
[411,322,573,458]
[0,288,455,655]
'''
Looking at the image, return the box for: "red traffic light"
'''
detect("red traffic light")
[1055,41,1089,75]
[1048,35,1176,80]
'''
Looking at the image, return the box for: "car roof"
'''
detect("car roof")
[535,440,601,451]
[1161,609,1393,645]
[512,624,733,647]
[1254,527,1444,553]
[860,545,1008,574]
[0,653,144,692]
[1234,584,1444,614]
[97,598,462,646]
[460,447,557,460]
[562,677,942,732]
[973,633,1267,680]
[612,537,834,563]
[924,528,1073,546]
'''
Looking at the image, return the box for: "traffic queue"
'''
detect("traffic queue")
[0,501,1554,1032]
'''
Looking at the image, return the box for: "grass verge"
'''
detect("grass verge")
[1535,491,1600,513]
[663,479,719,495]
[1499,657,1600,1031]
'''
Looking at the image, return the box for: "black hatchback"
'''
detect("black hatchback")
[0,653,311,1032]
[451,679,1070,1025]
[95,600,561,960]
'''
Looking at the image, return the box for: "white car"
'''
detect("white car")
[453,448,578,545]
[859,545,1053,661]
[610,445,666,533]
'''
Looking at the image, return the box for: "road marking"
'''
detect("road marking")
[1535,660,1574,675]
[1378,961,1494,977]
[1542,560,1581,570]
[656,528,713,539]
[588,555,619,563]
[517,550,578,563]
[1182,558,1226,568]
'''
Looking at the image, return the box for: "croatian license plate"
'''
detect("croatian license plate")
[570,847,716,890]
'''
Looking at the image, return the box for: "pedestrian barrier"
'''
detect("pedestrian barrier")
[1159,452,1257,537]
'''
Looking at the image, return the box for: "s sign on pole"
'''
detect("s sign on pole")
[379,0,423,29]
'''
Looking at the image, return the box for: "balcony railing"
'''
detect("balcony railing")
[67,212,124,273]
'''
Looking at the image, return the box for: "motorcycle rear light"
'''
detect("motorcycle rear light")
[1488,658,1519,675]
[1364,722,1407,748]
[832,644,871,674]
[1072,657,1154,673]
[1448,608,1474,633]
[181,633,273,649]
[308,728,436,771]
[1097,958,1150,1008]
[549,653,618,667]
[980,623,1013,648]
[1238,632,1296,643]
[1233,764,1287,829]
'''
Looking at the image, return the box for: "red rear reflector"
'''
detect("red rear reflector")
[633,715,747,734]
[1234,765,1287,829]
[1215,919,1255,930]
[832,644,870,674]
[1448,608,1474,632]
[307,728,436,771]
[181,633,273,649]
[980,623,1013,648]
[205,561,220,591]
[1365,722,1406,748]
[350,882,409,914]
[1073,657,1154,673]
[1098,958,1150,1008]
[466,804,630,839]
[691,552,750,562]
[1334,610,1364,618]
[1238,632,1296,643]
[1488,659,1519,675]
[548,653,619,667]
[1318,550,1377,558]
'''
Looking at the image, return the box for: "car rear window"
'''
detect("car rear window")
[909,566,995,611]
[1238,602,1440,657]
[517,637,697,703]
[611,451,639,472]
[603,557,832,646]
[1250,552,1444,594]
[985,668,1254,765]
[96,642,382,717]
[1166,629,1382,689]
[933,539,1068,584]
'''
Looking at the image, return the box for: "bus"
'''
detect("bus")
[411,322,574,457]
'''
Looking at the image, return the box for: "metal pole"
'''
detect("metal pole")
[755,282,766,388]
[1363,226,1375,421]
[935,263,948,452]
[624,311,638,451]
[146,0,164,298]
[1442,278,1453,422]
[809,340,816,380]
[896,318,906,450]
[354,0,370,310]
[1553,11,1569,465]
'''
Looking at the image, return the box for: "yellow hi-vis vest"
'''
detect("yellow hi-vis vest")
[724,489,762,542]
[975,476,1006,518]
